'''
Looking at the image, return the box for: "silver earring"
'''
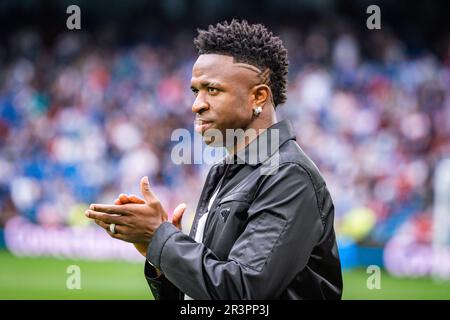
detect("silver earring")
[253,106,262,116]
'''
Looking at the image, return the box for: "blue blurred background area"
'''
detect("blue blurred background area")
[1,0,450,299]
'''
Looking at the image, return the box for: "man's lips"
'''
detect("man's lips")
[194,119,214,133]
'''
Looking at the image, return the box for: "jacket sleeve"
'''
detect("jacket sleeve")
[144,260,181,300]
[146,163,324,299]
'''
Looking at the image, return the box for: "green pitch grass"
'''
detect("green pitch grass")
[0,250,152,300]
[1,250,450,300]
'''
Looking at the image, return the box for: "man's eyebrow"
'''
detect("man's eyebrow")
[190,81,223,89]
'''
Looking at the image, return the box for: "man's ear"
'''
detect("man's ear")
[252,84,272,107]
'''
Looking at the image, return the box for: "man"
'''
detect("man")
[86,19,343,299]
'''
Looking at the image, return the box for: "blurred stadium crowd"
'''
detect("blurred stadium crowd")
[0,22,449,256]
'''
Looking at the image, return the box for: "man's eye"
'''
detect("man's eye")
[191,88,199,96]
[208,87,219,94]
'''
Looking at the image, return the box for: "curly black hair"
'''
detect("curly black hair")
[194,19,289,107]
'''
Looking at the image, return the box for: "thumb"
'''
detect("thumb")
[172,203,187,230]
[140,176,158,204]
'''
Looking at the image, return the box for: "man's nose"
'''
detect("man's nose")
[192,94,209,114]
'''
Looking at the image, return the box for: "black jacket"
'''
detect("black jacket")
[144,120,343,299]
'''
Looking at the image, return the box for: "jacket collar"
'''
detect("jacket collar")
[220,120,296,166]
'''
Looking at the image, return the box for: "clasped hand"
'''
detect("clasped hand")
[85,176,186,256]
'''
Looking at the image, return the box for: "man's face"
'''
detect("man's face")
[190,54,260,146]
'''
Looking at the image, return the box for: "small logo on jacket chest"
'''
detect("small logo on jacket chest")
[219,207,231,222]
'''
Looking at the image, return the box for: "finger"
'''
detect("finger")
[96,220,127,240]
[93,219,127,241]
[107,229,126,241]
[128,194,145,204]
[140,176,159,204]
[119,193,131,204]
[85,210,123,224]
[94,219,110,231]
[89,204,130,215]
[172,203,187,230]
[116,194,144,205]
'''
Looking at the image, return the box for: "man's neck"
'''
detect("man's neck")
[225,112,278,156]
